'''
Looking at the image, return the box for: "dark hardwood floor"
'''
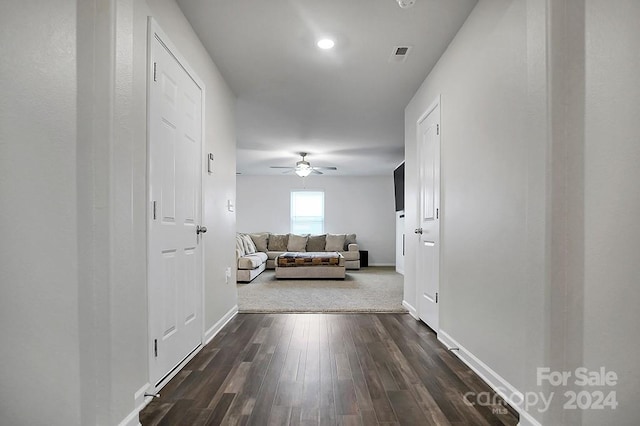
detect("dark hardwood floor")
[140,314,518,425]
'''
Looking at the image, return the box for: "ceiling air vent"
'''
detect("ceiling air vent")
[389,46,412,63]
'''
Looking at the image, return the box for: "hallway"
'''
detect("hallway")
[140,313,517,425]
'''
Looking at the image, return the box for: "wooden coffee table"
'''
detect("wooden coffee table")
[275,252,346,279]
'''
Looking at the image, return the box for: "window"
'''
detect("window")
[291,191,324,234]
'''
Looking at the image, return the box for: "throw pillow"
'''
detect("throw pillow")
[287,234,308,252]
[345,233,357,250]
[306,234,326,252]
[235,234,246,258]
[249,233,269,252]
[325,233,346,251]
[241,234,257,254]
[268,233,289,251]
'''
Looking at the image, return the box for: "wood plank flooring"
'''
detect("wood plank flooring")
[140,314,518,426]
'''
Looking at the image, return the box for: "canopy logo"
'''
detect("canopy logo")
[462,367,619,413]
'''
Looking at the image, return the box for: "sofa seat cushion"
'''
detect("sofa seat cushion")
[253,251,268,262]
[341,250,359,261]
[267,251,285,260]
[238,252,267,270]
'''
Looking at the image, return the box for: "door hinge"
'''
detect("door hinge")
[153,62,157,82]
[436,208,439,219]
[435,292,439,303]
[437,124,440,135]
[154,339,158,357]
[152,201,157,220]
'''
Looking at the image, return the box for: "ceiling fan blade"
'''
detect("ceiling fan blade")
[313,166,337,170]
[311,169,323,175]
[270,166,293,169]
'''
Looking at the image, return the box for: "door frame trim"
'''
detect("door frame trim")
[146,17,207,391]
[417,95,441,127]
[415,95,441,332]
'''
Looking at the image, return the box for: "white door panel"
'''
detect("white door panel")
[417,99,440,332]
[160,250,178,339]
[148,29,203,387]
[183,247,197,325]
[421,136,436,222]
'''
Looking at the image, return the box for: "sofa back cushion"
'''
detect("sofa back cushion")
[235,234,246,258]
[345,233,357,250]
[249,233,269,252]
[325,233,346,251]
[287,234,308,252]
[268,233,289,251]
[240,234,257,254]
[306,234,326,252]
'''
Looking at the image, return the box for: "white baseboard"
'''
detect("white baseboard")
[117,305,238,426]
[134,383,152,415]
[118,383,152,426]
[153,306,238,395]
[205,304,238,344]
[368,263,395,267]
[402,300,418,319]
[437,330,542,426]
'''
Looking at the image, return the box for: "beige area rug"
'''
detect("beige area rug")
[237,266,407,313]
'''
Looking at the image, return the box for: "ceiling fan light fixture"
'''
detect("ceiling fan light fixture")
[270,152,335,177]
[295,168,312,177]
[295,160,312,177]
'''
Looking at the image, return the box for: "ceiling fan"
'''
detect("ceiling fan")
[270,152,337,177]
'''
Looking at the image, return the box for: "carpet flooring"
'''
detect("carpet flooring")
[237,266,406,313]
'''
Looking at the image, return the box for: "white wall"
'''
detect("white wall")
[237,175,396,265]
[404,0,548,423]
[0,1,81,425]
[1,0,237,424]
[582,1,640,424]
[406,0,640,424]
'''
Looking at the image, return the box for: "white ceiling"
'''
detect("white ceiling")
[177,0,477,176]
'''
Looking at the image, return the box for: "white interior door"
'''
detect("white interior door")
[148,28,203,387]
[416,100,440,332]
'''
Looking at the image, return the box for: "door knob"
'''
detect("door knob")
[196,225,207,235]
[414,228,423,235]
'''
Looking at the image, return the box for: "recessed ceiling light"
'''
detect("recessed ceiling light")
[317,38,335,50]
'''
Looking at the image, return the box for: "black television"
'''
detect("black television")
[393,162,404,212]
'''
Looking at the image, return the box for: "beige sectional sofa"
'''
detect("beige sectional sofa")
[236,232,360,283]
